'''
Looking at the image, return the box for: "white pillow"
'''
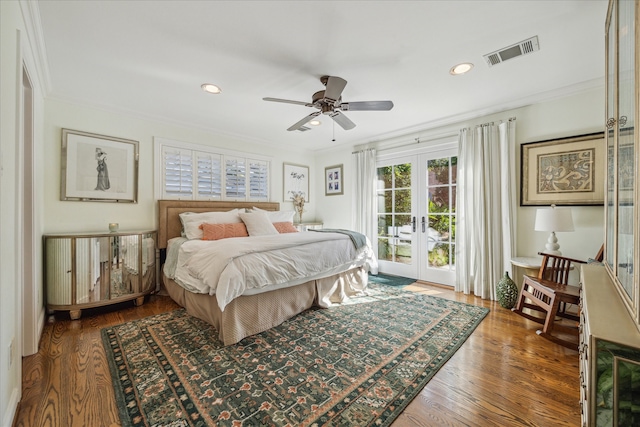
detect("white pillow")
[252,206,295,223]
[239,211,279,236]
[179,209,241,240]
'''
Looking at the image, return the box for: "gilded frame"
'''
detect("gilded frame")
[520,132,605,206]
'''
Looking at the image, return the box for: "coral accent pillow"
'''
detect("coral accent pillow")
[273,222,299,233]
[200,222,249,241]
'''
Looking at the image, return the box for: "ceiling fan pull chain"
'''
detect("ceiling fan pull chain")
[332,120,336,142]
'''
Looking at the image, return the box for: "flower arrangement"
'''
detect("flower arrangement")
[291,191,305,223]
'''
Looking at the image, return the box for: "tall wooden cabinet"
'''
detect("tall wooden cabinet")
[579,1,640,425]
[44,230,157,319]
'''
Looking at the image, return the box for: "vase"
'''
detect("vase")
[497,271,518,309]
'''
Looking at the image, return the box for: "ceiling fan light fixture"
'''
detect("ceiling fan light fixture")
[201,83,222,94]
[450,63,474,75]
[309,120,321,126]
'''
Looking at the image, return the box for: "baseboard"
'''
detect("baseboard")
[2,386,20,427]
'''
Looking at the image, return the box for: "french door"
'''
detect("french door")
[376,145,457,286]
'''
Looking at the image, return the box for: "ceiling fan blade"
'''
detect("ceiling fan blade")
[263,97,313,107]
[339,100,394,111]
[329,111,356,130]
[287,111,321,131]
[323,76,347,102]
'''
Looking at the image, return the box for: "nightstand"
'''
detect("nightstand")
[510,256,542,280]
[293,221,323,232]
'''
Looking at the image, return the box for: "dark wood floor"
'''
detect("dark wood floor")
[13,283,580,427]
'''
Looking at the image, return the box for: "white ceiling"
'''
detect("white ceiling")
[35,1,608,152]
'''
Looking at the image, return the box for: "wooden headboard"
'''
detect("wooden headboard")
[157,200,280,248]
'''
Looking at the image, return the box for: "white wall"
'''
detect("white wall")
[43,99,317,234]
[313,87,605,265]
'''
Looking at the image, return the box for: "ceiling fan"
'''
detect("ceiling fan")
[263,75,394,132]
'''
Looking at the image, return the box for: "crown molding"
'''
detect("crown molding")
[19,0,52,95]
[325,78,605,155]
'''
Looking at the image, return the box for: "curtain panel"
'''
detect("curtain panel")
[455,120,516,299]
[352,148,377,244]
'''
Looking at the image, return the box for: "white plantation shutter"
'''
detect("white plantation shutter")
[249,159,269,200]
[162,146,193,198]
[225,157,246,199]
[156,138,270,201]
[196,151,222,199]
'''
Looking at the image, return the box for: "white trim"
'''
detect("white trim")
[19,0,51,95]
[2,388,20,427]
[377,139,458,162]
[154,137,272,162]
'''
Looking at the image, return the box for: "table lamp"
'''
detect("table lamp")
[534,204,574,255]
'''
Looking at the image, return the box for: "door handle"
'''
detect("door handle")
[412,216,416,232]
[421,216,426,233]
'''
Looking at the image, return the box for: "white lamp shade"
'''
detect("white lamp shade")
[534,206,575,232]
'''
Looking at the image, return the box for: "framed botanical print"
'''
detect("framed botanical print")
[61,129,139,202]
[325,164,343,196]
[520,132,605,206]
[283,162,309,202]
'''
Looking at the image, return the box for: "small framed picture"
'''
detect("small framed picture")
[61,129,139,202]
[325,164,343,196]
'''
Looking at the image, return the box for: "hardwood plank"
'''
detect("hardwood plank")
[12,285,580,427]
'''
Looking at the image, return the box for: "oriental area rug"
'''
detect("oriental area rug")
[102,284,489,427]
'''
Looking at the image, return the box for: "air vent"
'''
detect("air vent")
[483,36,539,67]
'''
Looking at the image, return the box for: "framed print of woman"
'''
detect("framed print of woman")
[95,147,110,191]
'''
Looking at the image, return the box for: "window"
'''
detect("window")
[155,137,270,201]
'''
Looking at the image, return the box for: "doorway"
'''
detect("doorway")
[376,144,457,285]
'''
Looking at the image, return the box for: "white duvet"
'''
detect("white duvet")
[167,231,378,311]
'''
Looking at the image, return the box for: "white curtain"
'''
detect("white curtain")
[455,120,516,299]
[352,148,377,243]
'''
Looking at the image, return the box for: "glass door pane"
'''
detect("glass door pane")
[376,161,417,278]
[427,157,456,270]
[421,153,457,286]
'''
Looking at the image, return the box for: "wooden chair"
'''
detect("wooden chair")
[511,252,587,350]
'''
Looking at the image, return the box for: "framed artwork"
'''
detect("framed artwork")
[61,129,139,202]
[283,162,309,202]
[325,164,343,196]
[521,132,604,206]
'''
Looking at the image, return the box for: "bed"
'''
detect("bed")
[158,200,378,345]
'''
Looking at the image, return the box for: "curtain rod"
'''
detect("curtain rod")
[474,116,516,128]
[351,147,376,155]
[352,131,459,155]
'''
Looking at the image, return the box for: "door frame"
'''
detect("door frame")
[376,141,458,284]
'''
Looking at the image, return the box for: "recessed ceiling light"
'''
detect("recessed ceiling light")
[201,83,221,94]
[450,63,474,75]
[309,120,321,126]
